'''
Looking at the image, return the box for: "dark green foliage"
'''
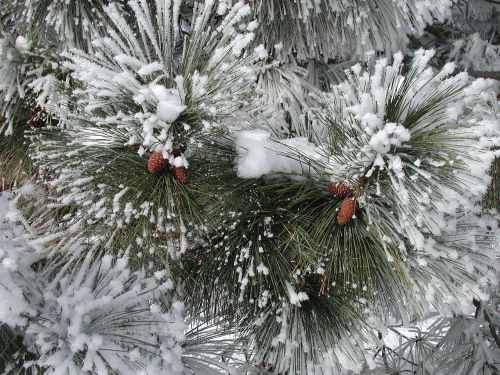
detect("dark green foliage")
[484,158,499,210]
[0,325,41,375]
[0,122,33,188]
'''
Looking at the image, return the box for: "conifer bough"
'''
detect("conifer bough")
[0,0,499,374]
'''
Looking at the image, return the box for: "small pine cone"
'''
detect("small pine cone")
[147,152,169,173]
[327,182,351,197]
[173,166,188,183]
[337,197,356,226]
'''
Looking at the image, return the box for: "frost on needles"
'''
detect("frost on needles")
[0,0,499,375]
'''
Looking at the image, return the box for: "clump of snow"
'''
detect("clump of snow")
[14,36,29,54]
[235,130,321,178]
[153,85,186,123]
[19,184,36,197]
[285,282,309,306]
[254,44,268,60]
[367,123,411,155]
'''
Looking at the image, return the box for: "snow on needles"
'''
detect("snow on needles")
[235,130,321,178]
[235,50,500,317]
[0,192,187,375]
[63,0,260,158]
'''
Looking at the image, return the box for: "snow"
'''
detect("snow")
[14,36,29,54]
[152,85,186,123]
[235,130,321,178]
[256,262,269,275]
[254,44,268,60]
[1,1,500,374]
[367,123,411,155]
[157,100,185,123]
[232,32,255,56]
[137,61,164,76]
[0,191,188,374]
[285,282,309,306]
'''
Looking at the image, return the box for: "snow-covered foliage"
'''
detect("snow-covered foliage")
[186,45,500,373]
[0,34,31,134]
[233,52,499,371]
[23,0,118,49]
[437,306,500,374]
[63,0,262,158]
[0,31,64,135]
[23,254,185,375]
[313,52,499,291]
[0,192,40,328]
[250,0,453,62]
[0,194,186,374]
[0,190,253,375]
[29,0,269,262]
[369,286,500,374]
[455,0,500,24]
[254,62,317,137]
[1,0,499,374]
[252,301,377,374]
[449,33,500,73]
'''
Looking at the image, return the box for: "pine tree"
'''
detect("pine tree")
[1,1,499,374]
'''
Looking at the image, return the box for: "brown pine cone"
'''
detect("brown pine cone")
[173,166,188,183]
[147,152,169,173]
[337,197,356,226]
[327,182,352,197]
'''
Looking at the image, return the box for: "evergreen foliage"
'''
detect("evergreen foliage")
[0,0,499,374]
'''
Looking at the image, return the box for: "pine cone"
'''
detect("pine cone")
[337,197,356,226]
[327,182,351,197]
[147,152,169,173]
[173,166,188,183]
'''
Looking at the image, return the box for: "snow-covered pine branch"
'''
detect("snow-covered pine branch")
[249,0,453,63]
[29,0,270,263]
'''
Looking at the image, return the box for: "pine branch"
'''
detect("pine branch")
[473,299,500,350]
